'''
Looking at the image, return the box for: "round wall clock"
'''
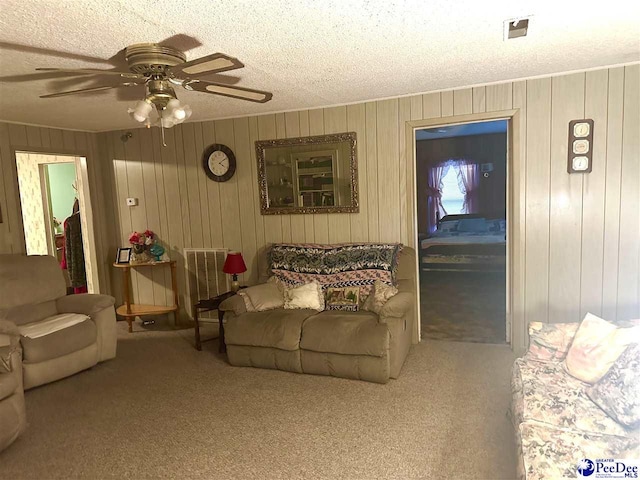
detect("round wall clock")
[202,143,236,182]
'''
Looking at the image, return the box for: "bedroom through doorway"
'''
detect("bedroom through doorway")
[415,120,508,344]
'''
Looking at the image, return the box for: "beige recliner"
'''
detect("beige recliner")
[0,254,117,390]
[0,321,26,452]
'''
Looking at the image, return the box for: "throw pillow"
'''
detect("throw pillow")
[587,343,640,428]
[284,281,324,311]
[325,287,360,312]
[564,313,640,383]
[237,283,284,312]
[362,280,399,315]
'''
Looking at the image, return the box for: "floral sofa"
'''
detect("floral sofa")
[511,321,640,480]
[220,243,416,384]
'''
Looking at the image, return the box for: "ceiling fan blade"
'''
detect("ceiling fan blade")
[36,68,143,80]
[169,53,244,77]
[183,80,273,103]
[40,83,140,98]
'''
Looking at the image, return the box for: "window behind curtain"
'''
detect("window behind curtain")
[440,166,464,215]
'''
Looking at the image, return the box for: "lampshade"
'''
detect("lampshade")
[223,252,247,275]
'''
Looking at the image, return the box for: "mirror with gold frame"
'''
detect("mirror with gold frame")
[256,132,358,214]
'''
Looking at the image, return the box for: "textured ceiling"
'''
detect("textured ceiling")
[0,0,638,132]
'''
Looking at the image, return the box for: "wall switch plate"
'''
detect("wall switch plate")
[126,197,138,206]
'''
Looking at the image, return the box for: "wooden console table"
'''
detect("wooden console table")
[113,260,179,332]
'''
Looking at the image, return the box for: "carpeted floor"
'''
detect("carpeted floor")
[420,271,506,344]
[1,321,517,479]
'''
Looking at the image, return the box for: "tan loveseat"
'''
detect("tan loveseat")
[0,254,117,390]
[221,245,416,384]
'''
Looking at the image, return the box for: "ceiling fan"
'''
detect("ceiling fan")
[36,42,273,133]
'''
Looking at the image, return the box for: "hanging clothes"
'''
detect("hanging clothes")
[63,199,87,292]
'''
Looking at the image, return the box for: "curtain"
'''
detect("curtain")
[456,162,480,214]
[426,164,450,233]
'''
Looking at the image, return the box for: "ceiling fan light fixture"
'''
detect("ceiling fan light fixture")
[128,99,153,123]
[161,98,192,126]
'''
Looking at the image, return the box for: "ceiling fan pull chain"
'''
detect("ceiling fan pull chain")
[161,122,167,147]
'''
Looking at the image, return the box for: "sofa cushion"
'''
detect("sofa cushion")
[225,309,316,351]
[21,318,97,363]
[511,358,631,437]
[518,421,640,480]
[300,310,389,357]
[587,343,640,429]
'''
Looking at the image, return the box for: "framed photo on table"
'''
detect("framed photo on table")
[115,247,132,264]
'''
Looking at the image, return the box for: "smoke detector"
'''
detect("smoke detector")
[504,16,531,40]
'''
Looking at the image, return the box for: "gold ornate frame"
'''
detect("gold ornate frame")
[256,132,359,215]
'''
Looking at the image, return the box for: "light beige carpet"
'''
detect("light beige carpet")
[1,322,517,479]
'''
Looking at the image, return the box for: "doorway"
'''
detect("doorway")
[15,151,98,293]
[415,120,508,344]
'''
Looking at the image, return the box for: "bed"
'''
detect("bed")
[420,214,506,272]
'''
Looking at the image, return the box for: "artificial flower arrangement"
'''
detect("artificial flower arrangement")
[129,229,156,247]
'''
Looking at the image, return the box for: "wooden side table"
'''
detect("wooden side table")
[193,291,239,352]
[113,260,179,333]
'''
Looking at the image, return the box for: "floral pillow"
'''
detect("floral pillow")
[587,343,640,428]
[362,280,398,315]
[564,313,640,384]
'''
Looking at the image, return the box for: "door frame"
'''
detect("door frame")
[14,149,101,294]
[405,109,524,352]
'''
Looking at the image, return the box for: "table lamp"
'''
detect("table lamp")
[223,251,247,292]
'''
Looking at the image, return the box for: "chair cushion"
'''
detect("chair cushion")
[225,309,316,351]
[18,313,89,338]
[21,318,96,363]
[0,300,58,327]
[300,310,389,357]
[0,254,66,309]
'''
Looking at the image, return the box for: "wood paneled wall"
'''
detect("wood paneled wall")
[1,64,638,352]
